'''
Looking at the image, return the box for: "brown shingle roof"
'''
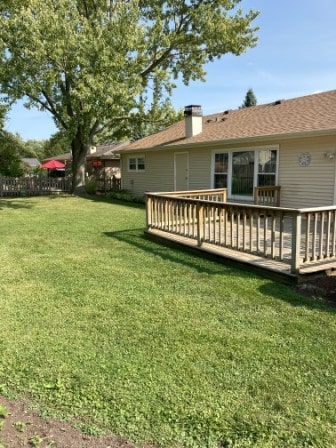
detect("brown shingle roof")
[43,142,128,163]
[121,90,336,152]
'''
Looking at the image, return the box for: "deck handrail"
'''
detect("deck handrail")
[155,188,227,202]
[146,190,336,274]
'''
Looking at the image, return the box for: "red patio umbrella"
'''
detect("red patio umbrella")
[40,160,65,169]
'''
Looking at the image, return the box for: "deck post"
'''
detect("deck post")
[197,202,204,247]
[291,212,302,273]
[146,195,152,229]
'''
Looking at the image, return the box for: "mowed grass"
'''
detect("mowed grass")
[0,195,336,447]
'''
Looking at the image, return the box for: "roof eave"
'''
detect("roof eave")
[119,128,336,153]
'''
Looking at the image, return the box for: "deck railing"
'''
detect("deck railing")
[0,176,71,197]
[146,189,336,274]
[254,186,281,206]
[158,188,227,202]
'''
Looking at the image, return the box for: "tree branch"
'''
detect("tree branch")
[27,90,68,129]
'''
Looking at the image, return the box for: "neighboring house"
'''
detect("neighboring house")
[41,152,72,165]
[119,90,336,208]
[86,143,126,178]
[21,157,40,171]
[42,142,127,178]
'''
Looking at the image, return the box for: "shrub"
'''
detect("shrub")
[107,189,145,204]
[85,178,97,194]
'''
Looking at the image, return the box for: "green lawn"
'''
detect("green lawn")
[0,195,335,447]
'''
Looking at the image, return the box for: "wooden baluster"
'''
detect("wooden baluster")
[326,211,331,258]
[263,212,268,257]
[304,213,311,262]
[249,212,254,253]
[279,213,285,261]
[312,213,317,261]
[319,212,324,259]
[291,212,302,274]
[332,210,336,257]
[146,196,152,229]
[197,202,204,246]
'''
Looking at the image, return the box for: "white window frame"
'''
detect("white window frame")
[127,155,145,172]
[211,145,279,201]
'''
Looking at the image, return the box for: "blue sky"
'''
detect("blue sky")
[5,0,336,141]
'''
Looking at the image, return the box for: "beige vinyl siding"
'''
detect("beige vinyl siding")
[279,136,336,208]
[121,148,213,194]
[188,148,212,189]
[121,151,175,195]
[121,135,336,208]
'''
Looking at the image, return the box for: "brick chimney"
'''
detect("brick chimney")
[184,105,202,138]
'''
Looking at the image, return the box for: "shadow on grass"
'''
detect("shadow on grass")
[259,280,336,313]
[104,227,336,314]
[104,228,240,277]
[79,194,146,210]
[0,198,35,209]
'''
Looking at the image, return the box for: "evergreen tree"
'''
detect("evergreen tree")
[240,88,257,108]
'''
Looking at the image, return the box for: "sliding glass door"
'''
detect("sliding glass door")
[213,147,278,200]
[231,151,254,197]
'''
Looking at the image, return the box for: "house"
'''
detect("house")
[85,143,126,178]
[119,90,336,208]
[21,157,40,171]
[42,142,127,179]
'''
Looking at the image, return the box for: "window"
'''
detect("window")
[214,153,228,188]
[232,151,254,196]
[213,146,278,199]
[258,149,277,186]
[128,156,145,172]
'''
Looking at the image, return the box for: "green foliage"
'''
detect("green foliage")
[74,422,103,436]
[29,435,43,447]
[85,177,97,194]
[0,0,259,192]
[0,406,8,419]
[20,139,46,160]
[13,421,26,432]
[107,189,146,204]
[240,88,257,108]
[0,103,8,130]
[42,131,71,159]
[0,131,25,176]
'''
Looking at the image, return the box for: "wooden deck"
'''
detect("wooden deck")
[146,227,336,282]
[146,228,297,280]
[145,189,336,279]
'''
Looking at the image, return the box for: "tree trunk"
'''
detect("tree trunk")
[71,132,89,195]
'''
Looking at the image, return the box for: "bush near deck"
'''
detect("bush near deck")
[0,196,335,448]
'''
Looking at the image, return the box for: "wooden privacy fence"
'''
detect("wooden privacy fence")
[146,189,336,274]
[95,177,121,192]
[0,176,71,197]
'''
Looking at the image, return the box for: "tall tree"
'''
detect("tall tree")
[240,88,257,108]
[21,139,46,160]
[0,0,258,193]
[43,131,72,159]
[0,131,25,176]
